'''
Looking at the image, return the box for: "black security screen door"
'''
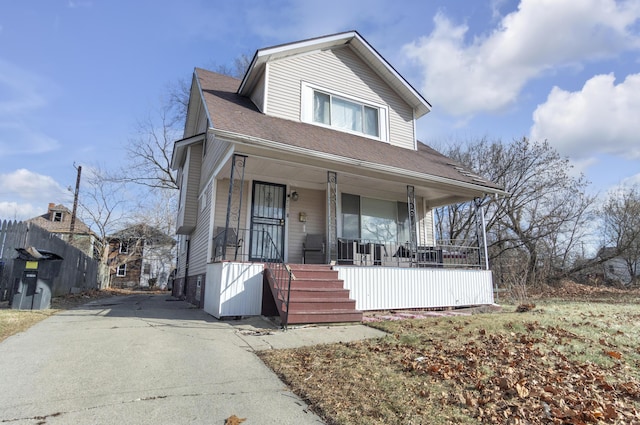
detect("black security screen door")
[249,182,286,261]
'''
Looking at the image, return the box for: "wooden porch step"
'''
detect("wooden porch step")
[286,310,364,324]
[266,263,362,325]
[289,278,345,289]
[283,297,357,312]
[288,265,338,279]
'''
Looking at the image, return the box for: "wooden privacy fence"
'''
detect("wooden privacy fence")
[0,220,99,300]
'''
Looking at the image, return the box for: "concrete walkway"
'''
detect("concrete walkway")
[0,294,386,425]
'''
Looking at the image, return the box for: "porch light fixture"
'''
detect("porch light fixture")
[290,191,299,201]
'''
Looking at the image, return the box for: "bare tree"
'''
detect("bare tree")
[601,184,640,285]
[76,165,135,287]
[121,54,253,197]
[435,137,596,287]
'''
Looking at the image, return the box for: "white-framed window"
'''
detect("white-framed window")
[116,264,126,277]
[52,212,63,222]
[301,83,388,141]
[119,241,129,254]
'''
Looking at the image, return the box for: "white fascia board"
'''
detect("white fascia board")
[238,31,356,95]
[349,34,431,118]
[209,127,508,197]
[194,69,213,127]
[170,132,206,170]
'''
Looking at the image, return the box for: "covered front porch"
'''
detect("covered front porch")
[202,144,498,326]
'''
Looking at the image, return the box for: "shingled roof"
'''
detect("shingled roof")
[27,204,92,234]
[195,68,503,194]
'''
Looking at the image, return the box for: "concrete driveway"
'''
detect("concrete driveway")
[0,294,385,424]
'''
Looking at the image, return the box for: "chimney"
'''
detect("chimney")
[48,202,55,211]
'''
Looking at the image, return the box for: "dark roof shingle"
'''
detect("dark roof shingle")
[196,68,502,192]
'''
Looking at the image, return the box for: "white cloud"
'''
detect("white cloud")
[0,169,70,203]
[0,168,71,221]
[0,202,40,221]
[403,0,640,116]
[530,73,640,159]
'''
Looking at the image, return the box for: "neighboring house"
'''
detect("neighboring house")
[108,224,176,289]
[597,247,640,285]
[26,203,98,259]
[170,31,506,325]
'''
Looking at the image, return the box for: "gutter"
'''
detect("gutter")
[208,127,509,197]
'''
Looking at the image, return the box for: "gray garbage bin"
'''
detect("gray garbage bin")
[11,248,63,310]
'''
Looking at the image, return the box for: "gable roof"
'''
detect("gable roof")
[109,224,176,246]
[238,31,431,119]
[26,204,93,235]
[178,68,504,196]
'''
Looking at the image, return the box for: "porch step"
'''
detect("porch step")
[265,264,362,325]
[289,278,345,290]
[284,297,357,312]
[286,310,364,325]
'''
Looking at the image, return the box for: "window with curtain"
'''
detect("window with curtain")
[313,90,379,137]
[341,194,409,242]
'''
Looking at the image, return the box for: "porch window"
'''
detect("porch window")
[313,91,379,137]
[341,193,410,243]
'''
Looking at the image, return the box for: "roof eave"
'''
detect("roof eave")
[237,31,431,117]
[170,132,207,170]
[209,127,506,197]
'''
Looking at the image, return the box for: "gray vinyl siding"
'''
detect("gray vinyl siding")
[266,47,416,150]
[175,235,187,279]
[176,144,202,234]
[249,70,266,112]
[189,182,212,276]
[417,200,435,246]
[287,188,326,263]
[213,178,250,244]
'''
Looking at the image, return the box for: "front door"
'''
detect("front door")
[249,182,286,261]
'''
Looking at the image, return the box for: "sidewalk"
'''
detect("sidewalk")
[0,294,386,425]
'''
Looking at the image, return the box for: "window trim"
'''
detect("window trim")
[301,82,388,142]
[116,264,127,277]
[119,241,129,254]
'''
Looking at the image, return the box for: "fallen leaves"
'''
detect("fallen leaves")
[399,323,640,424]
[224,415,246,425]
[260,298,640,425]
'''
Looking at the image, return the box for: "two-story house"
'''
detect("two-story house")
[108,224,176,289]
[27,203,98,259]
[171,31,506,326]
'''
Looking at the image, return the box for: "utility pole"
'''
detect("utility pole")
[70,164,82,241]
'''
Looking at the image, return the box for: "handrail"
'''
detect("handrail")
[258,229,293,330]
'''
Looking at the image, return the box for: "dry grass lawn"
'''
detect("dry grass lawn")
[260,284,640,425]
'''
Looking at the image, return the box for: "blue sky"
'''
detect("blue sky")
[1,0,639,220]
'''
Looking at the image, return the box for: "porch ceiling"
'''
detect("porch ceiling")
[216,150,489,207]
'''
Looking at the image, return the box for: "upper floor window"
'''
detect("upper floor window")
[302,83,388,141]
[52,212,63,222]
[119,241,129,254]
[313,91,379,137]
